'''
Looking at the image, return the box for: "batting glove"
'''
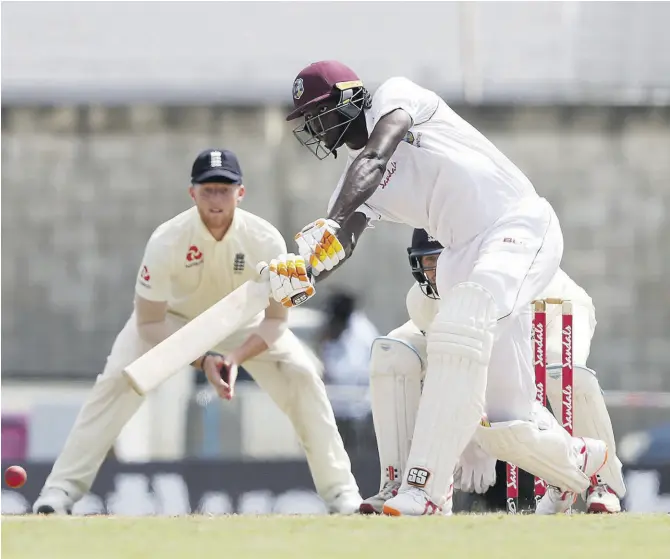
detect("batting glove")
[294,218,346,276]
[268,253,315,308]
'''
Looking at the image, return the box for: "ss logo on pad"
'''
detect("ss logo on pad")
[407,467,430,488]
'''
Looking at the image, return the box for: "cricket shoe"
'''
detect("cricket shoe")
[33,488,74,515]
[359,481,400,515]
[327,491,363,515]
[535,486,578,515]
[586,484,621,514]
[536,437,608,515]
[382,487,451,517]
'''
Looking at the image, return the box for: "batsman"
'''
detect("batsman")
[360,229,625,515]
[269,60,610,516]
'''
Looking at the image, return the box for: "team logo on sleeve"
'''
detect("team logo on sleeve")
[233,253,245,274]
[406,467,431,488]
[139,265,151,288]
[402,130,421,147]
[186,245,203,268]
[292,78,304,100]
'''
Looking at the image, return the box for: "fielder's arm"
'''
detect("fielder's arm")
[135,293,287,370]
[327,109,411,224]
[135,296,225,371]
[227,299,287,363]
[135,296,207,369]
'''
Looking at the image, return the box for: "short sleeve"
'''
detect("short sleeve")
[369,77,440,128]
[135,236,172,302]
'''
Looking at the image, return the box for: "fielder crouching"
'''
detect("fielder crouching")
[360,229,625,515]
[33,148,361,515]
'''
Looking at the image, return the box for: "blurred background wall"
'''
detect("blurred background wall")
[3,1,670,386]
[2,1,670,514]
[3,104,670,389]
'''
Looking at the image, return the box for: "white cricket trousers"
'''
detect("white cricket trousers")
[40,313,359,504]
[434,197,564,423]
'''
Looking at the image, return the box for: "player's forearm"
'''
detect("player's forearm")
[189,333,269,371]
[327,153,385,224]
[312,254,352,283]
[328,110,411,224]
[136,314,183,347]
[190,317,285,370]
[228,333,269,365]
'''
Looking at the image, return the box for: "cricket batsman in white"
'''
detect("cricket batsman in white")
[33,148,362,515]
[266,60,610,516]
[360,229,625,515]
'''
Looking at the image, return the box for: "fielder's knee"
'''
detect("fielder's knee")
[548,364,601,398]
[370,337,423,380]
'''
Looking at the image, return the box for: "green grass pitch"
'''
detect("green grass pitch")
[2,514,669,559]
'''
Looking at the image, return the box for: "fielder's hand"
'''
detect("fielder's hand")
[202,352,239,401]
[268,253,315,308]
[453,438,497,494]
[294,218,346,276]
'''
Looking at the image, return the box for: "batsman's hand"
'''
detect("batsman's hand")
[202,352,239,401]
[268,253,315,308]
[453,438,497,494]
[294,218,346,277]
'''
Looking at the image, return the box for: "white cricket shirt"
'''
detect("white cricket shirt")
[328,77,538,248]
[135,207,287,322]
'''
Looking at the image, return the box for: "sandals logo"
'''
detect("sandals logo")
[380,161,397,189]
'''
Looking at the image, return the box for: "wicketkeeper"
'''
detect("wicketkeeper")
[360,229,625,515]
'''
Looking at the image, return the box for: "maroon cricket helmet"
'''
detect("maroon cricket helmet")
[286,60,364,121]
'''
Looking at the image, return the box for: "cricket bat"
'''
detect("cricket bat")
[123,264,272,396]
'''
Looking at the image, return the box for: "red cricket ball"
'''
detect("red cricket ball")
[5,465,27,488]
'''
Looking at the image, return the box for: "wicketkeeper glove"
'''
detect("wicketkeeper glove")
[453,438,498,494]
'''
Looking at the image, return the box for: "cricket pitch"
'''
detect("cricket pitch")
[2,513,669,559]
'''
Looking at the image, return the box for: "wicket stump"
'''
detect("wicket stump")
[506,298,573,514]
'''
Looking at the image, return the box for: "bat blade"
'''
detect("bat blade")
[123,276,270,396]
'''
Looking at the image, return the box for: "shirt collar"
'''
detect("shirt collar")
[193,206,239,243]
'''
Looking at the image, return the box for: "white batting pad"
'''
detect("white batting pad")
[402,282,497,503]
[546,364,626,497]
[476,403,592,494]
[370,337,424,487]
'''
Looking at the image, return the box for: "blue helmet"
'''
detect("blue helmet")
[407,229,443,299]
